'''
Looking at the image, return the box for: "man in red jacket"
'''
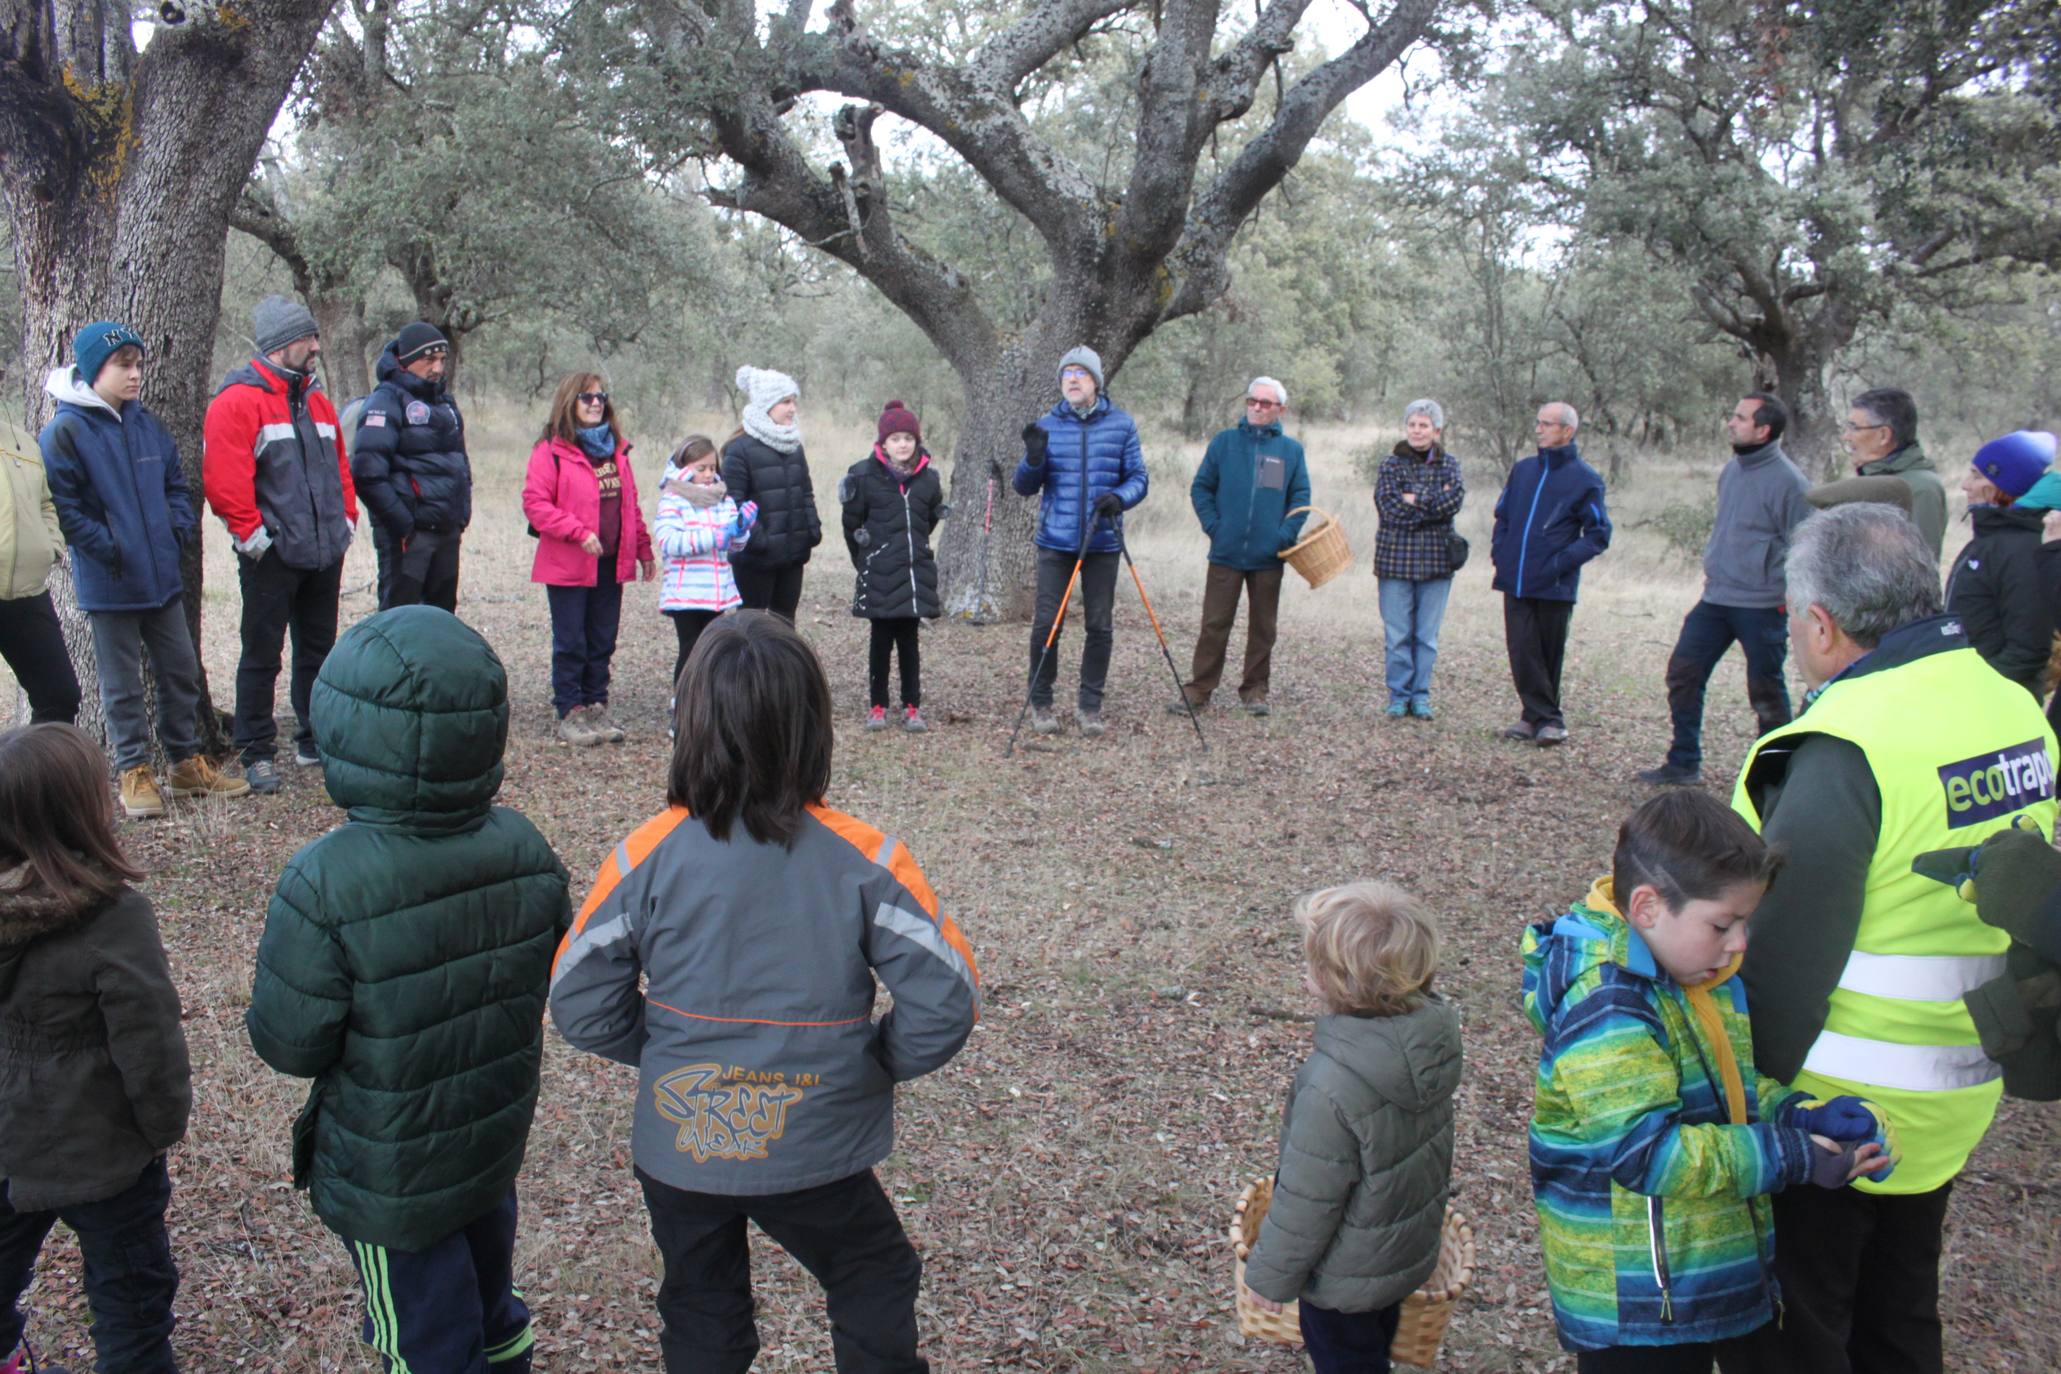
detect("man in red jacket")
[202,295,358,794]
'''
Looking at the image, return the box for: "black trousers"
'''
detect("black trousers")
[1664,600,1791,770]
[373,525,462,613]
[1581,1343,1721,1373]
[1029,547,1119,711]
[636,1167,926,1374]
[234,551,343,763]
[341,1187,531,1374]
[668,609,722,690]
[1503,593,1576,728]
[869,617,921,708]
[734,562,805,621]
[0,1155,178,1373]
[1298,1298,1400,1374]
[0,589,81,724]
[1716,1183,1953,1374]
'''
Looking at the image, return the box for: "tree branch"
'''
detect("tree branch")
[970,0,1131,93]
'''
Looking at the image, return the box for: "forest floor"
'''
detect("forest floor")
[6,414,2057,1371]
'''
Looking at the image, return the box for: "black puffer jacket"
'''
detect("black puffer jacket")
[0,871,190,1211]
[840,448,946,620]
[723,432,821,569]
[350,342,471,539]
[1946,503,2051,695]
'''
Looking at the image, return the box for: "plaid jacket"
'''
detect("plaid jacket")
[1373,444,1465,580]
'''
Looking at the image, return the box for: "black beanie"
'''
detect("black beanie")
[394,321,449,364]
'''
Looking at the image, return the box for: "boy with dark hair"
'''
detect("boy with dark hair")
[551,610,980,1373]
[1524,792,1894,1371]
[39,322,250,817]
[247,606,571,1373]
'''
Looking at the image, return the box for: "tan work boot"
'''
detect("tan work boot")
[557,707,600,747]
[120,765,166,819]
[167,755,253,800]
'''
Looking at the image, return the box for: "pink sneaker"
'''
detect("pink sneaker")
[866,706,888,731]
[902,705,929,733]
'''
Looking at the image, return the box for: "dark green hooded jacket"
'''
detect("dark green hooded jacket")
[246,606,570,1250]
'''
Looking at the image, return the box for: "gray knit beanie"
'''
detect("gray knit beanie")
[1057,345,1104,393]
[253,294,319,355]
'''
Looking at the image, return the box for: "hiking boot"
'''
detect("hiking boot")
[243,758,282,794]
[1535,722,1569,746]
[556,710,600,747]
[594,705,627,743]
[1077,708,1106,737]
[1636,762,1702,786]
[1385,702,1409,718]
[1166,695,1205,715]
[867,705,889,731]
[1241,698,1271,717]
[1409,699,1435,720]
[119,766,165,819]
[902,705,928,733]
[293,741,322,767]
[1501,720,1536,741]
[168,756,252,801]
[1031,705,1060,735]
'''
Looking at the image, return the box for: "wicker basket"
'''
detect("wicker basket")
[1229,1177,1475,1367]
[1280,505,1352,588]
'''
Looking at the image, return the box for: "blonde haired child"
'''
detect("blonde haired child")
[1243,881,1462,1373]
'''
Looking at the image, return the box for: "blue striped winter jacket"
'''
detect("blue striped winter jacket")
[1490,443,1611,602]
[1013,396,1149,555]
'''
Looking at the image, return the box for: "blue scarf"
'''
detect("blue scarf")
[576,423,616,460]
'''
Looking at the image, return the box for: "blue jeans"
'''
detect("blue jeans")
[342,1187,532,1373]
[0,1155,178,1373]
[1299,1298,1400,1374]
[1377,577,1453,706]
[545,580,625,717]
[1665,600,1792,771]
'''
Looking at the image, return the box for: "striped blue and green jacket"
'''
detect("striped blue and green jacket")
[1523,881,1816,1352]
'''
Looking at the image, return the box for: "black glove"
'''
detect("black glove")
[987,458,1004,482]
[1094,492,1124,519]
[1021,423,1048,464]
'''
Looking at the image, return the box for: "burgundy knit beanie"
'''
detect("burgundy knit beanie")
[877,399,921,443]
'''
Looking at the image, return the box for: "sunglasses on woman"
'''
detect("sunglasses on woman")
[577,391,609,405]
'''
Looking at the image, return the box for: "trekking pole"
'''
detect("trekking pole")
[1005,517,1096,757]
[970,463,998,625]
[1116,522,1208,753]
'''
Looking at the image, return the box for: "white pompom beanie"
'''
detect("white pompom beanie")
[736,365,799,416]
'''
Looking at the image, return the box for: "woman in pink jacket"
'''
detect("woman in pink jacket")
[522,373,655,746]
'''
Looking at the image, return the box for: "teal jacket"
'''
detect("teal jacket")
[1191,419,1310,571]
[1524,881,1815,1351]
[246,607,571,1250]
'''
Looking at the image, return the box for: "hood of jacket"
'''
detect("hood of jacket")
[310,606,508,831]
[42,366,119,420]
[0,861,101,950]
[375,342,446,402]
[1860,442,1936,479]
[1312,997,1463,1114]
[1523,878,1741,1035]
[1969,502,2045,538]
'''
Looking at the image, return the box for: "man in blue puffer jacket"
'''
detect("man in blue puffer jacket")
[1490,402,1611,746]
[1014,345,1149,736]
[351,322,470,612]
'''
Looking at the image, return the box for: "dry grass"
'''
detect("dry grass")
[4,408,2052,1371]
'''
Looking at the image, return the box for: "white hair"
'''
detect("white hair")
[1248,376,1288,407]
[1545,401,1580,433]
[1403,398,1445,430]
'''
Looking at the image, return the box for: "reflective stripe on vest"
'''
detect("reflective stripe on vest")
[1801,1029,2001,1092]
[1734,636,2058,1193]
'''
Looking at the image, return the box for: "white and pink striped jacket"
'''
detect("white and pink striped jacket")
[655,484,751,613]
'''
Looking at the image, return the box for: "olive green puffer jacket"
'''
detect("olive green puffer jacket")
[246,606,571,1250]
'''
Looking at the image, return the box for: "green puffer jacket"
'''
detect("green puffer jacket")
[246,607,571,1251]
[1242,997,1462,1310]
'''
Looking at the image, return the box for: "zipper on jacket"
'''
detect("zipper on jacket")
[903,485,919,609]
[1079,415,1091,547]
[1647,1195,1675,1323]
[1515,462,1548,599]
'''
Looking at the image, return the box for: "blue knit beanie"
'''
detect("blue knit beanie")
[1972,430,2057,500]
[72,321,145,385]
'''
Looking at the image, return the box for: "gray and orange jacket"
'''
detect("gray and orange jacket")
[549,804,980,1195]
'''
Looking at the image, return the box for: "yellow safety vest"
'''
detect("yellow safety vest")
[1734,638,2059,1194]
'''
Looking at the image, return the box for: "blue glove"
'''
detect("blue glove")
[1782,1096,1877,1142]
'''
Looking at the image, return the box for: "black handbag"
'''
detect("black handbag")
[1444,529,1470,573]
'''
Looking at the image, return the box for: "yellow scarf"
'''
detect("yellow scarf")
[1587,878,1748,1125]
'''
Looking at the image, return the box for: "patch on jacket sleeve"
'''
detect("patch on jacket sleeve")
[362,412,386,427]
[652,1062,811,1163]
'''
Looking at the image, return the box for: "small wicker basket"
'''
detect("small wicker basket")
[1280,505,1352,588]
[1230,1177,1475,1367]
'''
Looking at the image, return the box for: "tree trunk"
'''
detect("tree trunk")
[936,355,1049,623]
[2,0,341,757]
[313,292,375,400]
